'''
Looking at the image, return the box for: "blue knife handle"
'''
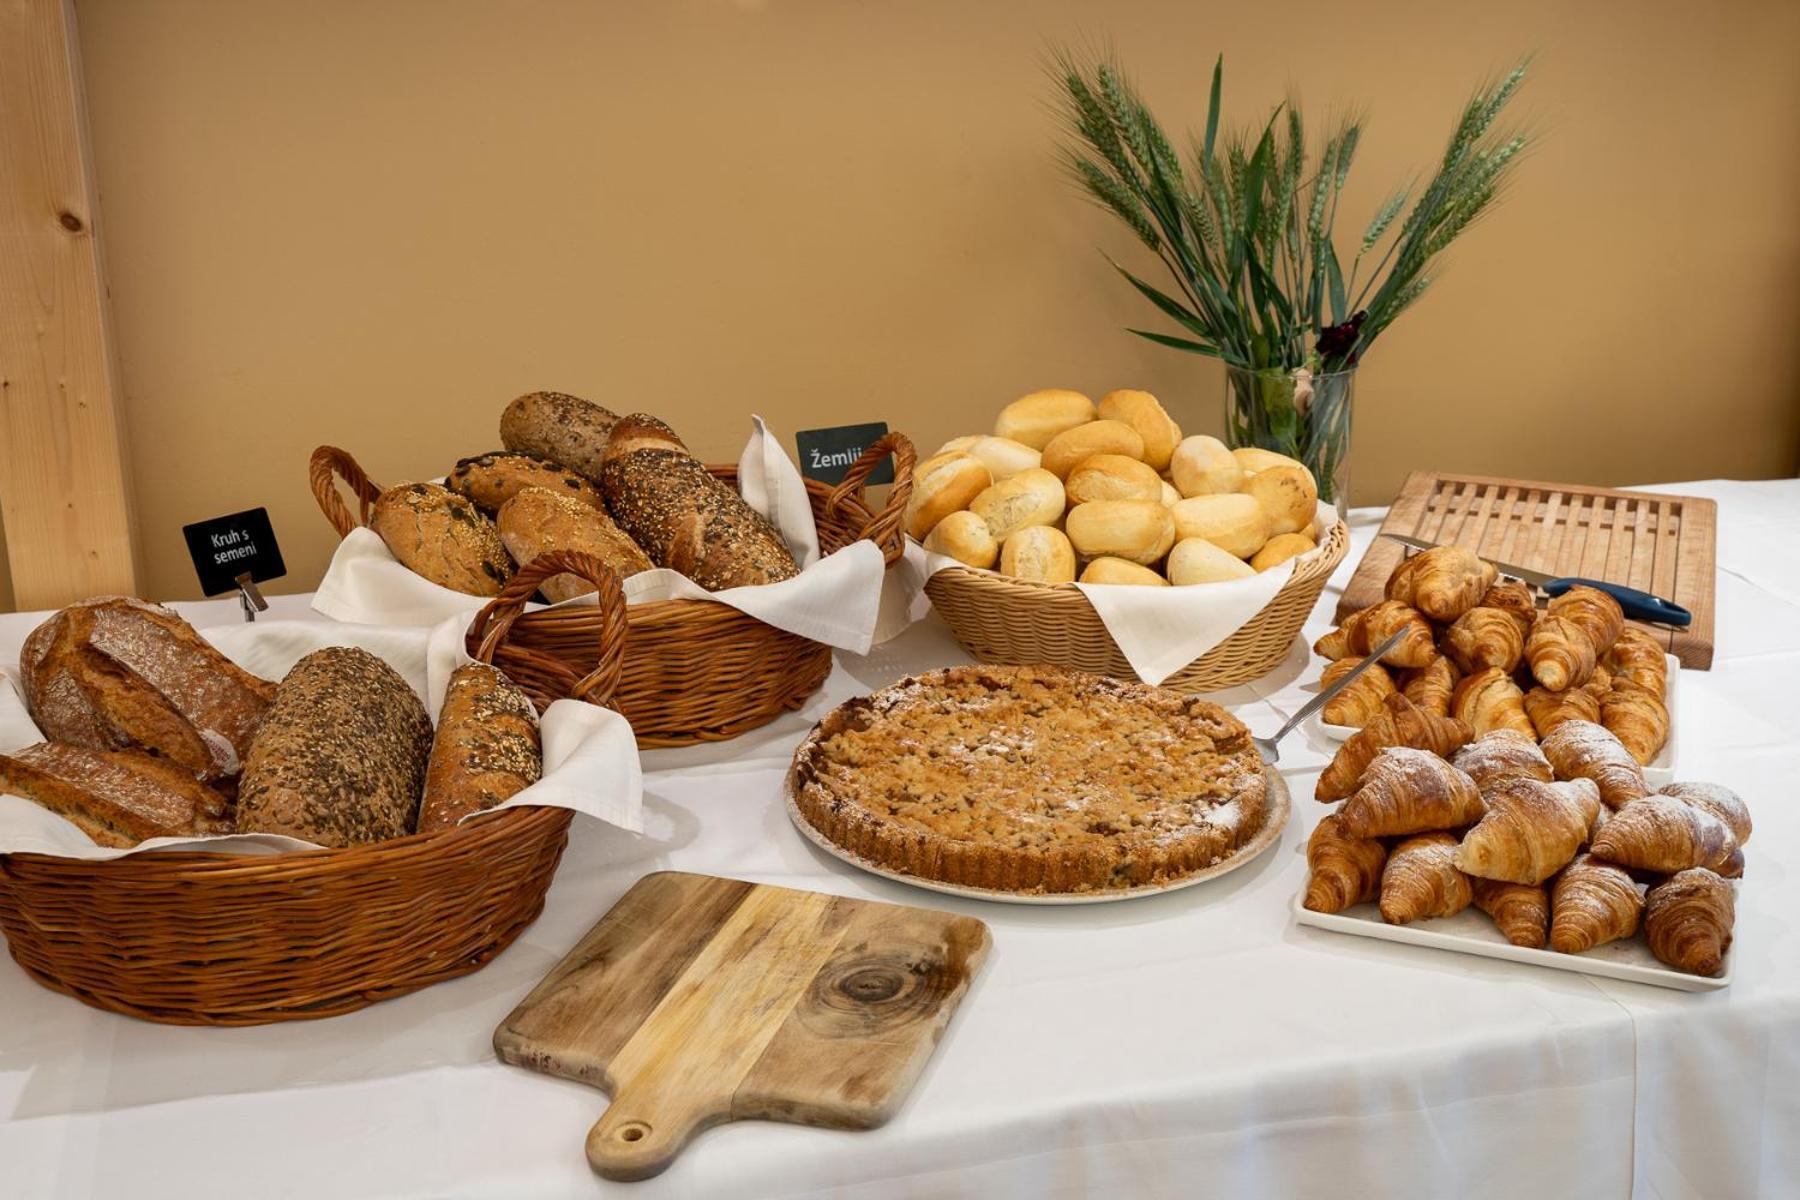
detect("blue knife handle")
[1543,578,1692,628]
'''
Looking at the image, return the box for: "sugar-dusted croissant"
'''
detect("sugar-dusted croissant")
[1541,719,1649,810]
[1442,606,1526,674]
[1398,656,1460,717]
[1588,793,1735,873]
[1451,667,1535,739]
[1526,613,1598,691]
[1472,877,1549,949]
[1379,832,1474,925]
[1523,684,1601,740]
[1315,692,1473,803]
[1547,585,1625,659]
[1454,776,1601,884]
[1717,846,1745,879]
[1604,625,1667,699]
[1340,600,1439,669]
[1479,579,1537,632]
[1319,656,1396,728]
[1601,681,1669,766]
[1386,545,1497,623]
[1549,853,1642,953]
[1452,729,1553,790]
[1303,813,1388,914]
[1337,747,1485,839]
[1645,868,1734,977]
[1658,781,1752,846]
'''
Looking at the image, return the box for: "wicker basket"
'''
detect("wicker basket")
[0,551,628,1026]
[924,519,1350,691]
[310,435,915,747]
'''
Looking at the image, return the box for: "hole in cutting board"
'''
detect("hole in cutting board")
[618,1122,650,1142]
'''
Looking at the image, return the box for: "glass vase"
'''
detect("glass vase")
[1224,365,1355,521]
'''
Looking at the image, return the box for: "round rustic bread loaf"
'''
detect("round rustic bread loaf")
[499,391,620,481]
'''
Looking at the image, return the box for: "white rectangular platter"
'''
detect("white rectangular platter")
[1317,654,1681,788]
[1291,892,1730,993]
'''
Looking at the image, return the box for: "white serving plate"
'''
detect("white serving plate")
[1316,653,1681,787]
[1292,889,1730,993]
[787,767,1290,906]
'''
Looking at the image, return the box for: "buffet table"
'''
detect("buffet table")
[3,479,1797,1200]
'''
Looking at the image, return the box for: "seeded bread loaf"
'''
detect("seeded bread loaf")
[0,742,231,847]
[447,450,605,513]
[496,486,653,601]
[417,663,542,833]
[500,391,620,481]
[371,482,513,596]
[236,647,433,846]
[598,414,800,590]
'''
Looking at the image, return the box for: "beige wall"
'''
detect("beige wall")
[40,0,1800,605]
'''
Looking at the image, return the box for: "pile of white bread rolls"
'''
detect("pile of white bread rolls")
[908,388,1321,586]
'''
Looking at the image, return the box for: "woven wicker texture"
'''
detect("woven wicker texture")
[0,550,628,1025]
[924,519,1350,691]
[311,435,915,747]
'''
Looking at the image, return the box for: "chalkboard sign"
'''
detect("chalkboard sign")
[794,421,894,487]
[182,507,286,597]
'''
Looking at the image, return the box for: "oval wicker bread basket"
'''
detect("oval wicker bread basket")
[0,550,628,1026]
[924,519,1350,691]
[310,434,915,747]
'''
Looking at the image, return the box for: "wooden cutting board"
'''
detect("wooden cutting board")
[1337,471,1716,668]
[493,871,991,1181]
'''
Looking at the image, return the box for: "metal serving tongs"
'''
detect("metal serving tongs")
[1253,629,1405,765]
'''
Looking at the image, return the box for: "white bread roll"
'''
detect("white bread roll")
[965,435,1042,482]
[1231,446,1307,477]
[1065,454,1163,505]
[936,435,980,455]
[1242,464,1319,536]
[969,467,1065,542]
[904,451,992,540]
[1097,390,1183,472]
[1170,493,1272,559]
[1250,531,1316,571]
[1160,480,1180,506]
[995,390,1095,450]
[1167,537,1257,585]
[923,510,998,568]
[1169,435,1243,497]
[1064,500,1176,566]
[1040,420,1146,479]
[1079,557,1169,586]
[1000,526,1076,582]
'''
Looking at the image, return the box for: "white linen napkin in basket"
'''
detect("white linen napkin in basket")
[310,416,895,654]
[0,616,641,861]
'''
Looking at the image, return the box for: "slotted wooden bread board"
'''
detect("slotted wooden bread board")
[1338,471,1715,668]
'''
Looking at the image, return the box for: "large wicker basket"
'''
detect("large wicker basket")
[924,520,1350,691]
[310,435,915,747]
[0,551,627,1026]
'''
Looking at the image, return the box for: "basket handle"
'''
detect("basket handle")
[465,550,628,708]
[309,446,384,537]
[824,431,915,567]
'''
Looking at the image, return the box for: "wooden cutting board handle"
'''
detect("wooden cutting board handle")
[586,1081,726,1182]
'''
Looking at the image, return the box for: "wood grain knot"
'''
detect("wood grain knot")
[810,953,951,1032]
[57,211,84,233]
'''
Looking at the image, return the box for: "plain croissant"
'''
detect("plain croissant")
[1315,600,1439,669]
[1587,794,1736,873]
[1472,877,1550,949]
[1303,814,1388,914]
[1549,854,1643,953]
[1523,685,1601,740]
[1380,832,1474,925]
[1601,681,1669,765]
[1385,545,1497,623]
[1526,614,1598,691]
[1451,667,1535,739]
[1452,729,1553,790]
[1657,781,1752,845]
[1315,692,1473,803]
[1443,606,1526,674]
[1548,585,1625,658]
[1454,776,1601,884]
[1541,720,1648,810]
[1398,656,1460,717]
[1479,579,1537,632]
[1604,625,1667,698]
[1320,656,1397,727]
[1645,868,1734,977]
[1338,747,1485,839]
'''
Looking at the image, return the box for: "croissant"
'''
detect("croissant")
[1443,606,1526,674]
[1523,685,1601,740]
[1472,877,1549,949]
[1601,681,1669,766]
[1450,667,1535,739]
[1454,776,1600,884]
[1581,663,1613,700]
[1526,614,1598,691]
[1549,854,1642,953]
[1319,656,1397,728]
[1397,656,1459,717]
[1479,579,1537,632]
[1303,813,1388,914]
[1337,747,1485,838]
[1541,719,1648,810]
[1385,545,1497,623]
[1379,832,1474,925]
[1548,585,1625,659]
[1717,846,1745,879]
[1587,794,1735,873]
[1604,626,1667,698]
[1315,692,1473,803]
[1340,600,1439,669]
[1645,868,1734,977]
[1657,781,1752,846]
[1452,729,1553,790]
[1312,626,1351,660]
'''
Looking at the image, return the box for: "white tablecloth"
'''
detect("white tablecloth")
[2,480,1797,1200]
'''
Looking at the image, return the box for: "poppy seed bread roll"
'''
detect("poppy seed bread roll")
[598,415,800,590]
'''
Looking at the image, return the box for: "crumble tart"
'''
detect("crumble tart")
[788,664,1269,894]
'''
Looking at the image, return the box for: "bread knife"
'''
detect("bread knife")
[1381,533,1692,628]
